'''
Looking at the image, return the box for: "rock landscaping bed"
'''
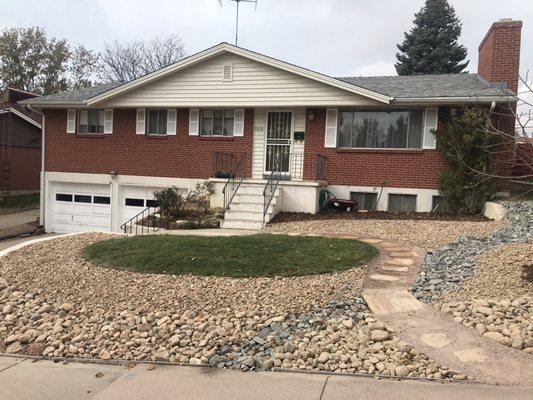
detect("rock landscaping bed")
[0,233,463,379]
[266,218,501,251]
[411,202,532,354]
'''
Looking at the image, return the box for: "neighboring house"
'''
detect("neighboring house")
[0,87,42,196]
[22,19,522,233]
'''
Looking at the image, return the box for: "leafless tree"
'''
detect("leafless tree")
[98,36,186,83]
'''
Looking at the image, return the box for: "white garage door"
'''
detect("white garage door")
[120,186,164,225]
[53,183,111,233]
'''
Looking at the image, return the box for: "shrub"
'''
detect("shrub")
[437,107,497,215]
[153,186,184,222]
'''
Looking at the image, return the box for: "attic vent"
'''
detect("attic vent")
[222,64,233,82]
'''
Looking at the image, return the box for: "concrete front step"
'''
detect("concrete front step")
[229,201,276,213]
[220,219,264,230]
[225,209,276,223]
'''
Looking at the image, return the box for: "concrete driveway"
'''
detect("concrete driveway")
[0,357,531,400]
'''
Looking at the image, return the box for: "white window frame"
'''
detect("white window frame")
[78,109,105,134]
[146,109,168,136]
[200,109,235,137]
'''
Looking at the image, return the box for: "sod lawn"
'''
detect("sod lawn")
[83,234,378,278]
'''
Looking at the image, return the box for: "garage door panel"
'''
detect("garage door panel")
[52,183,111,233]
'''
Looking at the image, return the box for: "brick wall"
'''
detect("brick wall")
[1,146,41,191]
[44,108,254,179]
[303,109,446,189]
[478,19,522,93]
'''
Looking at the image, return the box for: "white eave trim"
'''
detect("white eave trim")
[0,107,42,129]
[392,95,517,105]
[86,43,393,105]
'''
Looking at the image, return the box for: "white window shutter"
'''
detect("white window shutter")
[136,109,146,135]
[423,107,438,149]
[66,109,76,133]
[167,109,177,135]
[324,108,338,148]
[189,109,199,136]
[233,109,245,137]
[104,109,113,134]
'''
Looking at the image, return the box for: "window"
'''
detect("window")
[388,194,417,212]
[200,110,234,136]
[338,110,424,149]
[146,199,158,207]
[432,195,444,212]
[350,192,378,210]
[94,196,111,205]
[56,193,72,202]
[125,198,144,207]
[74,195,92,203]
[147,109,168,135]
[78,110,105,134]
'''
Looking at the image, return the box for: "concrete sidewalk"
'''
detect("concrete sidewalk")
[0,357,531,400]
[0,209,39,230]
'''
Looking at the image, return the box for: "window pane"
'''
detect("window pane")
[147,110,158,134]
[146,199,158,207]
[386,111,408,148]
[74,195,92,203]
[79,110,88,133]
[94,196,110,205]
[223,115,234,136]
[350,192,377,210]
[432,195,444,212]
[388,194,417,212]
[125,198,144,207]
[88,110,103,133]
[408,110,423,148]
[56,193,72,202]
[201,116,213,135]
[213,110,223,135]
[224,110,234,118]
[338,112,353,147]
[158,109,167,135]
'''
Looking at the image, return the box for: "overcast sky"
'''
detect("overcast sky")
[2,0,533,127]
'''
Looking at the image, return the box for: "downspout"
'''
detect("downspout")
[29,105,45,229]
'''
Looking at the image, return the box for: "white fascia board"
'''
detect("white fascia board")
[87,42,393,106]
[1,107,42,129]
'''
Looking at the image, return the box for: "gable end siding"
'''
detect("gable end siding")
[99,54,383,108]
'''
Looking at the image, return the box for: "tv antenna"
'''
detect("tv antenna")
[218,0,257,46]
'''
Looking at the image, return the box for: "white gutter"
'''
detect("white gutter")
[392,95,517,104]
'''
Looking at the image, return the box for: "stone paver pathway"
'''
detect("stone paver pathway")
[360,238,533,386]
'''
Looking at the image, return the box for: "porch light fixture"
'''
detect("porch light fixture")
[308,109,316,121]
[110,170,118,179]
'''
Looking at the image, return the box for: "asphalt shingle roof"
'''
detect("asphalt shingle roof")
[336,73,510,99]
[23,72,512,105]
[25,82,123,103]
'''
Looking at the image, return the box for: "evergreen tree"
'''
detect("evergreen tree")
[395,0,469,75]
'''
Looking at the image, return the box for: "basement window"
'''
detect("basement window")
[388,194,417,212]
[350,192,378,210]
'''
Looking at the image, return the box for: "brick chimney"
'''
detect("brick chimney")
[478,18,522,93]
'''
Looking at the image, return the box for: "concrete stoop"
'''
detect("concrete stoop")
[220,183,281,230]
[360,239,533,386]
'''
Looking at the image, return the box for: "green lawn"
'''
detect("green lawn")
[83,234,378,278]
[0,193,40,209]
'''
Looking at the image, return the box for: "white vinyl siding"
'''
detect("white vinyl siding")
[423,107,438,149]
[100,54,383,108]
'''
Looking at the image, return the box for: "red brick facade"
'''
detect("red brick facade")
[44,108,254,179]
[303,109,446,189]
[478,19,522,93]
[3,146,41,191]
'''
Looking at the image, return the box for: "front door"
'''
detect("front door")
[265,111,292,176]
